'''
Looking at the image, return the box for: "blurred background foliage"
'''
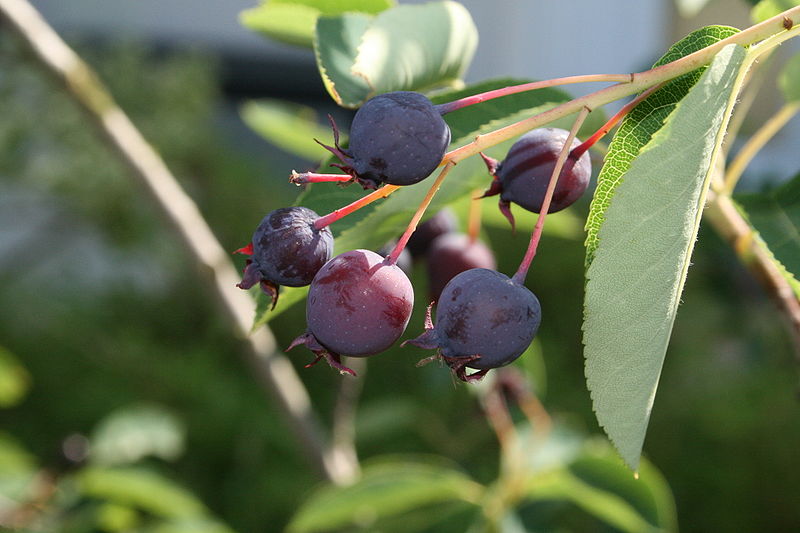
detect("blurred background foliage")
[0,0,799,531]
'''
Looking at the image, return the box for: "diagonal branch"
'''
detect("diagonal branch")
[0,0,357,484]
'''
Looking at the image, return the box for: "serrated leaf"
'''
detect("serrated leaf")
[583,45,747,469]
[241,0,394,48]
[287,459,483,533]
[0,347,30,408]
[751,0,799,23]
[240,100,337,161]
[736,173,800,279]
[779,52,800,102]
[314,1,477,107]
[585,25,740,266]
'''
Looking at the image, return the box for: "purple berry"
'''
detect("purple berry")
[236,207,333,308]
[426,233,496,302]
[406,268,541,382]
[321,92,451,189]
[482,128,592,228]
[406,208,458,257]
[289,249,414,375]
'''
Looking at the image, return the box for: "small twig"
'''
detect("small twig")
[0,0,356,484]
[722,102,800,194]
[705,192,800,364]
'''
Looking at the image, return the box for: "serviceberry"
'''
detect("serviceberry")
[235,207,333,308]
[320,92,451,189]
[289,249,414,375]
[405,208,458,258]
[405,268,541,382]
[481,128,592,228]
[426,233,496,302]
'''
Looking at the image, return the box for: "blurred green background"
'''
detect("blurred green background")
[1,0,800,531]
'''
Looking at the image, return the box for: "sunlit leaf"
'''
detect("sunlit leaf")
[241,0,394,48]
[583,45,747,469]
[314,1,477,107]
[240,100,340,161]
[585,25,740,266]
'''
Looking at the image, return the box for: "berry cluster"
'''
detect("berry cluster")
[236,90,595,381]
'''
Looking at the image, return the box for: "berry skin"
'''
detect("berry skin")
[321,92,451,189]
[426,233,496,302]
[405,268,541,382]
[405,208,458,258]
[481,128,592,228]
[235,207,333,308]
[289,249,414,375]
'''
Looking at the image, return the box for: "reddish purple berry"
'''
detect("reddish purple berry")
[426,233,496,302]
[406,268,541,382]
[236,207,333,308]
[406,208,458,258]
[481,128,592,228]
[289,249,414,375]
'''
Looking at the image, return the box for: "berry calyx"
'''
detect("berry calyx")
[235,207,333,309]
[405,268,541,382]
[289,249,414,375]
[481,128,592,229]
[319,91,451,189]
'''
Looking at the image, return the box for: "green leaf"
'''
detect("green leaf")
[0,347,30,408]
[77,467,208,519]
[287,458,483,533]
[585,25,740,266]
[736,173,800,280]
[751,0,799,23]
[314,1,478,107]
[779,52,800,102]
[240,100,340,161]
[90,404,186,465]
[583,44,747,469]
[524,444,676,533]
[241,0,394,48]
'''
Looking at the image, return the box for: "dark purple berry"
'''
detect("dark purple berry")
[482,128,592,228]
[289,249,414,375]
[405,268,541,382]
[320,92,451,189]
[406,208,458,257]
[236,207,333,308]
[426,233,496,302]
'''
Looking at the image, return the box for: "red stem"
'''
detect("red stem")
[290,170,352,185]
[435,74,633,115]
[314,185,400,229]
[512,107,591,285]
[570,83,663,160]
[386,163,456,265]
